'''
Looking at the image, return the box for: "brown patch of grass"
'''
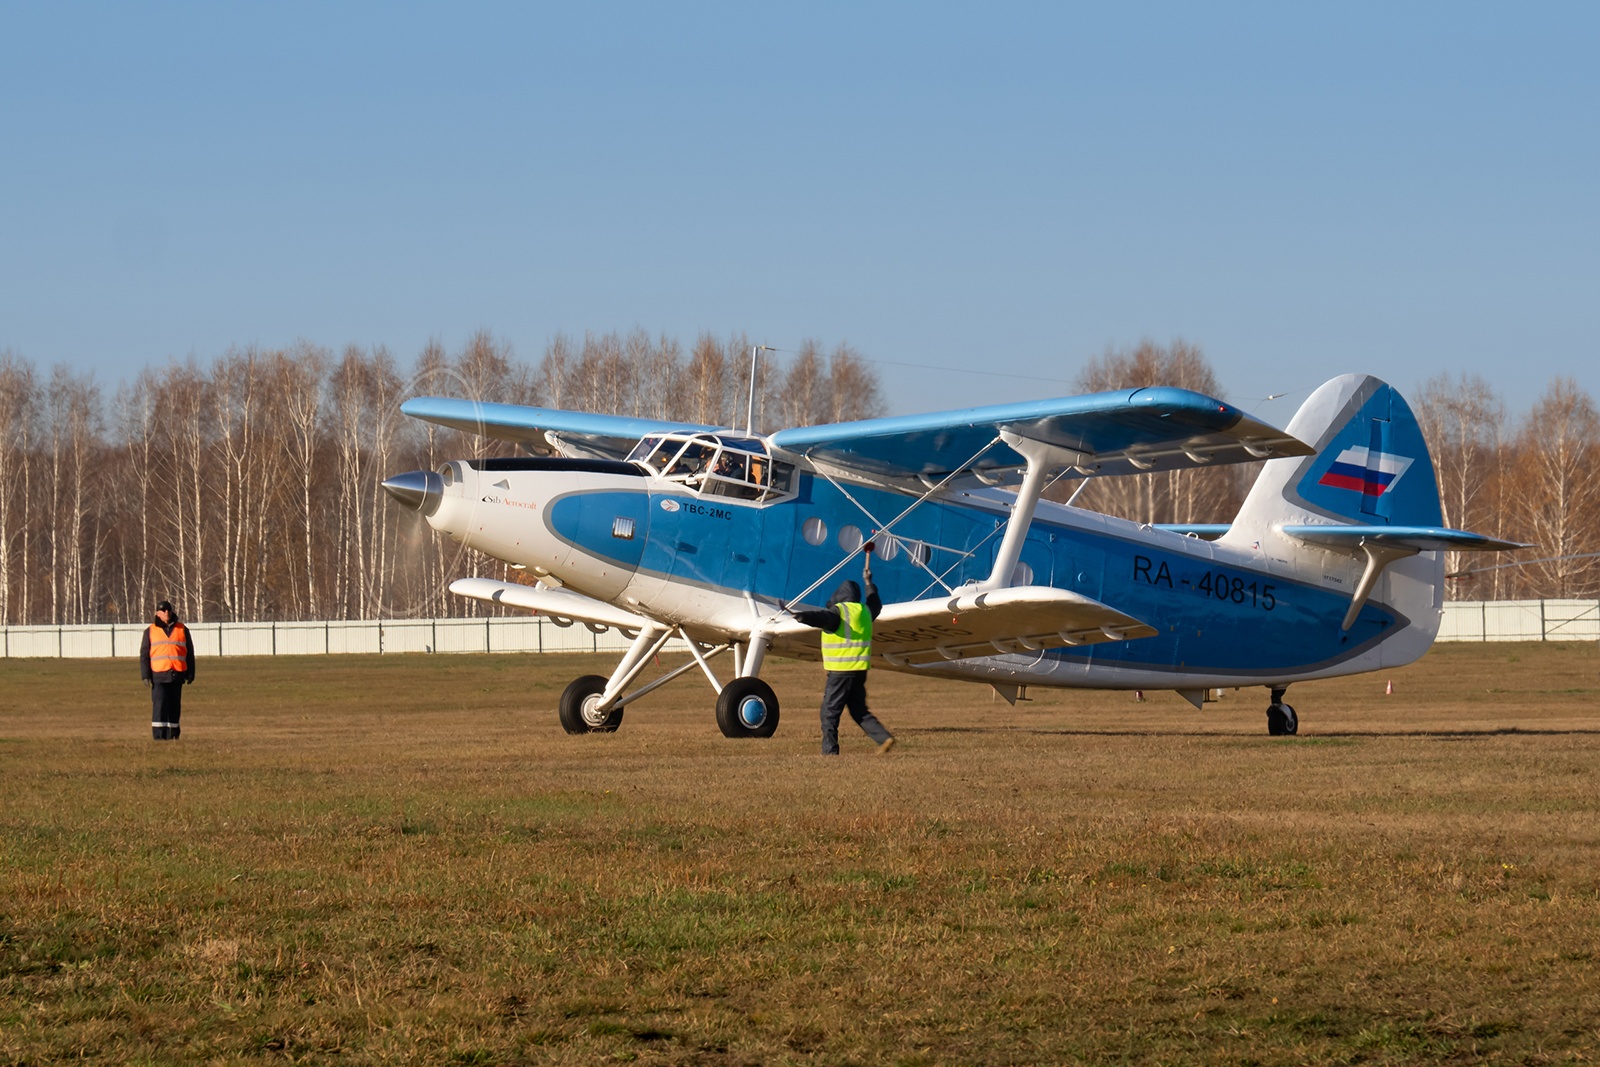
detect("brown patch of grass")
[2,642,1599,1063]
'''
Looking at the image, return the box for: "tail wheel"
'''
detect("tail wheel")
[1266,703,1299,736]
[559,675,623,734]
[715,678,780,739]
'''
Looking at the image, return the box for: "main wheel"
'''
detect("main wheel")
[559,675,623,734]
[1280,702,1298,735]
[715,678,780,739]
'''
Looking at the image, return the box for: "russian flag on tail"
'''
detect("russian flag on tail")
[1317,446,1413,498]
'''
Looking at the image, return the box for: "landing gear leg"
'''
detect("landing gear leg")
[1266,685,1298,736]
[557,625,673,734]
[551,623,784,739]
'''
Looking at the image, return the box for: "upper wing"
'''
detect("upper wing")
[401,397,718,460]
[767,387,1312,483]
[1281,525,1530,553]
[865,586,1156,667]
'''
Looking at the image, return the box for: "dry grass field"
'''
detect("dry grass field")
[3,641,1599,1065]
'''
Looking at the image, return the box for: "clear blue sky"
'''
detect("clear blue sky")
[3,2,1596,423]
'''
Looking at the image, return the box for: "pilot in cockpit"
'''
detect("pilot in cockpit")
[667,443,711,481]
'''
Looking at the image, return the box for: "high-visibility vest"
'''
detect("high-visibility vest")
[820,602,872,671]
[149,623,188,674]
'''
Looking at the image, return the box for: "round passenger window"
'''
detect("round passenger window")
[1011,561,1034,586]
[908,541,930,567]
[838,525,863,553]
[874,535,899,561]
[802,517,827,546]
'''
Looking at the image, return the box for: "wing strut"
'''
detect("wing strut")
[979,431,1095,591]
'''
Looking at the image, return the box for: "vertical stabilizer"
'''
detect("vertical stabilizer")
[1220,374,1446,661]
[1225,374,1443,539]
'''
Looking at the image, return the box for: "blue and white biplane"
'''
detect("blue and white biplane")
[383,373,1521,737]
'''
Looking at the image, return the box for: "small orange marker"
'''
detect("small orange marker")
[1385,679,1393,696]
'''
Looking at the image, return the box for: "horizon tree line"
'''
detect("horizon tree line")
[0,333,1592,627]
[0,330,884,626]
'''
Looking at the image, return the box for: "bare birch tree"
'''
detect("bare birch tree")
[0,354,37,625]
[1508,378,1600,597]
[778,339,826,428]
[1414,372,1505,597]
[641,333,682,420]
[826,342,884,423]
[270,343,328,618]
[684,334,727,426]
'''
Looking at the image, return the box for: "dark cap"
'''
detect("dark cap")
[156,601,174,613]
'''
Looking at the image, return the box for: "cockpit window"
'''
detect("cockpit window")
[627,436,662,464]
[628,432,795,504]
[665,441,714,479]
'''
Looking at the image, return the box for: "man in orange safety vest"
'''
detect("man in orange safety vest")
[140,600,195,740]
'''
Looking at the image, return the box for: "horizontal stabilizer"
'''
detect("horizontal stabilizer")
[449,577,653,632]
[769,387,1311,484]
[402,398,717,460]
[867,586,1157,668]
[1280,524,1529,631]
[1281,525,1530,553]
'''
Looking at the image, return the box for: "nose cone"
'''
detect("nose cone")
[382,470,444,517]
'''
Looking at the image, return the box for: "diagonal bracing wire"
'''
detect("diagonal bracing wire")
[783,435,1006,607]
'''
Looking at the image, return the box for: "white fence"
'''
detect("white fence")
[2,601,1596,659]
[0,616,655,659]
[1436,599,1600,642]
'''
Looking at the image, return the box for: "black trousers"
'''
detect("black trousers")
[151,681,183,740]
[819,671,891,755]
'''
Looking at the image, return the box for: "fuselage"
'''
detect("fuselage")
[422,452,1442,692]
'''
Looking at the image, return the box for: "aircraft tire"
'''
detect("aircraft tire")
[715,678,780,739]
[559,675,623,734]
[1266,703,1299,736]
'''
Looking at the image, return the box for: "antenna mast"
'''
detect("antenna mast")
[746,344,776,433]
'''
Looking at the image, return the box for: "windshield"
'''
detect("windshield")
[628,432,793,503]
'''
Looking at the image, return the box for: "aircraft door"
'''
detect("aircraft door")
[639,488,764,595]
[1057,539,1105,601]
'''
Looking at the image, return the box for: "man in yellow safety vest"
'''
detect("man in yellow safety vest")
[787,549,896,756]
[140,600,195,740]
